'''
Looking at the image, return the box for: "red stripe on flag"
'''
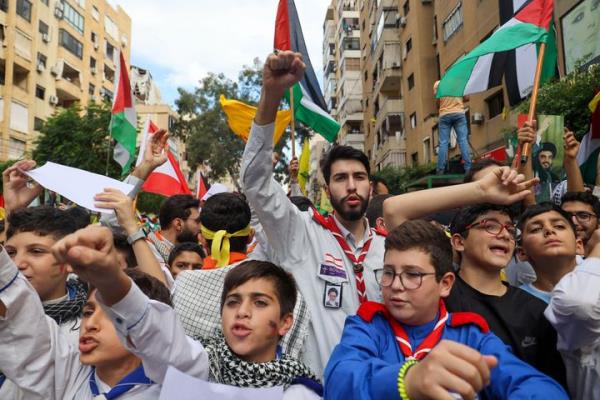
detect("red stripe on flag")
[515,0,554,30]
[142,173,189,197]
[274,0,291,51]
[196,173,208,200]
[112,52,133,114]
[592,91,600,140]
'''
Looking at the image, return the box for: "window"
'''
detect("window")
[383,9,398,28]
[411,152,418,166]
[410,112,417,129]
[90,57,96,68]
[63,2,84,35]
[403,0,409,16]
[59,29,83,58]
[91,6,99,21]
[406,38,412,54]
[8,138,26,160]
[342,37,360,51]
[16,0,32,22]
[103,65,115,83]
[91,31,97,43]
[101,87,113,102]
[105,41,116,61]
[38,20,49,36]
[433,15,438,42]
[0,0,8,12]
[40,0,48,5]
[407,73,414,90]
[9,101,29,133]
[423,137,432,163]
[36,52,47,68]
[104,15,119,40]
[443,4,463,42]
[34,117,44,131]
[343,58,360,71]
[88,83,95,96]
[35,85,45,99]
[486,90,504,119]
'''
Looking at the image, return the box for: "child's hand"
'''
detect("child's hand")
[563,129,580,161]
[404,340,498,400]
[476,166,538,205]
[52,226,130,305]
[517,120,537,145]
[94,188,138,235]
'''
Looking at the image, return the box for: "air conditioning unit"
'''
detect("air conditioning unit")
[399,16,407,27]
[54,7,63,19]
[36,63,45,72]
[471,112,485,125]
[49,95,59,105]
[93,42,99,50]
[50,65,60,76]
[42,33,50,43]
[391,61,400,69]
[90,66,96,74]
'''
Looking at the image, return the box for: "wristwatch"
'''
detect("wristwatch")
[127,228,146,245]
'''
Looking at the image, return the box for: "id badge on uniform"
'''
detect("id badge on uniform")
[323,282,342,309]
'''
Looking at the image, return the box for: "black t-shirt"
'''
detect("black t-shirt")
[446,275,567,388]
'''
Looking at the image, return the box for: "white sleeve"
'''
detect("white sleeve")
[545,257,600,351]
[0,250,81,400]
[99,281,209,383]
[240,123,309,264]
[99,175,145,228]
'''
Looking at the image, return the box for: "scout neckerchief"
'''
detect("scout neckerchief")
[312,211,373,304]
[386,300,448,360]
[89,364,153,399]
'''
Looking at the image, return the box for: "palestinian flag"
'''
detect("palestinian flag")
[577,91,600,184]
[110,51,137,174]
[135,117,191,197]
[274,0,340,142]
[437,0,553,99]
[196,171,209,200]
[499,0,558,106]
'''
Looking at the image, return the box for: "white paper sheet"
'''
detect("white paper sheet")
[25,162,134,213]
[159,366,284,400]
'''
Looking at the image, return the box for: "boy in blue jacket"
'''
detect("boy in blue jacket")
[324,220,568,399]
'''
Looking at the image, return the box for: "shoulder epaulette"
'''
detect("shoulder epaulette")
[357,301,388,322]
[449,312,490,333]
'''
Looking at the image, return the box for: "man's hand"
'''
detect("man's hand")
[132,129,169,180]
[289,157,299,183]
[404,340,498,400]
[475,166,538,205]
[94,189,139,235]
[255,51,305,126]
[2,160,43,213]
[563,129,580,161]
[52,226,130,305]
[517,120,537,145]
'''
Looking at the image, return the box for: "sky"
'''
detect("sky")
[113,0,331,107]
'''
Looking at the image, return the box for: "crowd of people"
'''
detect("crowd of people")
[0,50,598,399]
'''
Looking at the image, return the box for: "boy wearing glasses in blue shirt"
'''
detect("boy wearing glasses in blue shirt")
[324,220,567,399]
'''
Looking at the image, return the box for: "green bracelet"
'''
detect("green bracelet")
[397,359,419,400]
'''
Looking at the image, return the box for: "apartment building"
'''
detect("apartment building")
[0,0,131,160]
[360,0,404,171]
[323,0,365,152]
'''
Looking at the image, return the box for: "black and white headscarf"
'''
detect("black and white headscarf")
[201,333,322,395]
[43,279,87,326]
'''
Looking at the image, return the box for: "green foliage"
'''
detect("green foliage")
[32,102,122,179]
[372,163,435,195]
[136,192,166,215]
[173,58,312,187]
[0,159,17,193]
[517,63,600,139]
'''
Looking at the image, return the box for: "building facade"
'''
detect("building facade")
[330,0,594,172]
[0,0,131,160]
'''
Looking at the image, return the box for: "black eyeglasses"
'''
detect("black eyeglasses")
[375,269,436,290]
[568,211,597,222]
[465,219,517,238]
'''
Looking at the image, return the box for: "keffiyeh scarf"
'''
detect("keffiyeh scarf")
[43,279,88,325]
[201,333,321,393]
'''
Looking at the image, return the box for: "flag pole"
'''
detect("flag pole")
[520,42,547,164]
[289,86,296,159]
[105,135,112,176]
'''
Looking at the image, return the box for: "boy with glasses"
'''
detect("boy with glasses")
[324,220,567,399]
[560,192,600,255]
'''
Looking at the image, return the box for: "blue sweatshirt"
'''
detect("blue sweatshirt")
[324,303,568,400]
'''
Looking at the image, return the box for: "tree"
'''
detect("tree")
[173,58,313,188]
[32,102,123,179]
[518,63,600,138]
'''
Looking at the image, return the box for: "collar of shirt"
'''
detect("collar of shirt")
[332,214,371,250]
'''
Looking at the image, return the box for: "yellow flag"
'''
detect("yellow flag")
[298,138,310,195]
[220,95,291,144]
[319,187,333,214]
[589,91,600,113]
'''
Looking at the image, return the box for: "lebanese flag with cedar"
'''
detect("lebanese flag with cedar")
[135,118,191,197]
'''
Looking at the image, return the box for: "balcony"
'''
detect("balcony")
[373,32,401,97]
[55,61,82,106]
[374,98,403,134]
[376,136,407,168]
